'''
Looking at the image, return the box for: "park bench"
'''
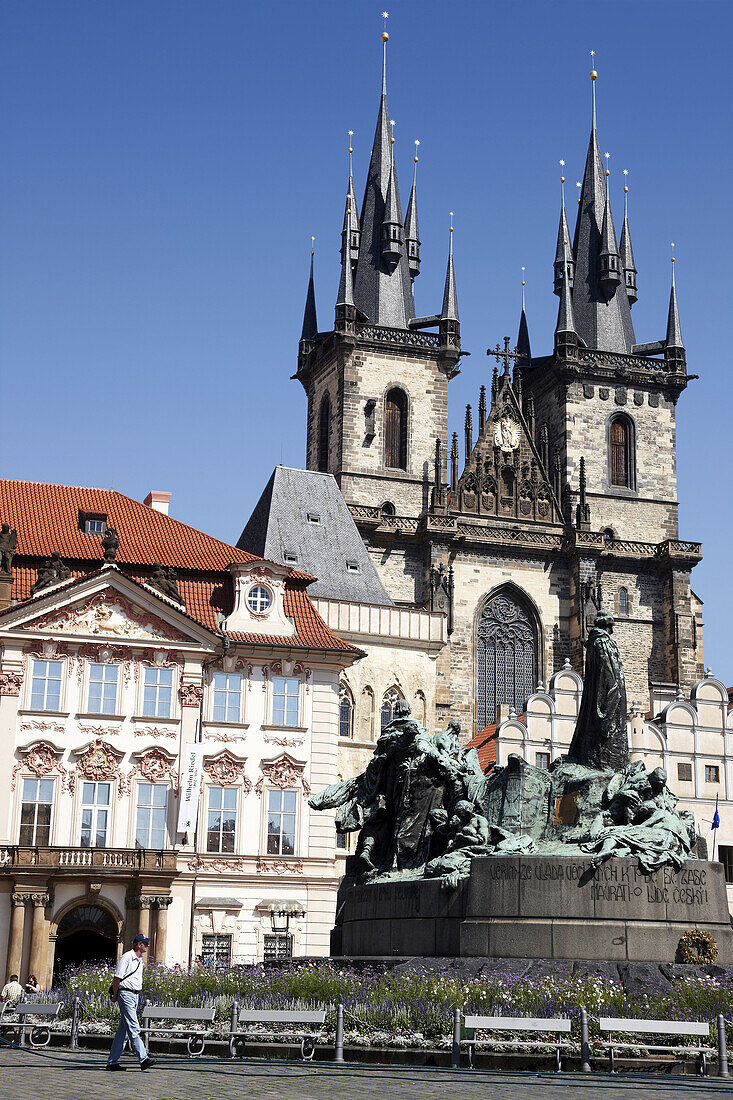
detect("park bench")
[229,1007,327,1061]
[461,1014,572,1071]
[9,1002,61,1047]
[140,1004,217,1056]
[598,1016,712,1074]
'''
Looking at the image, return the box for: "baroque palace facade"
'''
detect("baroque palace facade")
[0,480,363,982]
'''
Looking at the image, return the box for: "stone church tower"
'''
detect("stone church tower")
[293,33,704,735]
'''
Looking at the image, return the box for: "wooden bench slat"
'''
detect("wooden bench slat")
[142,1006,216,1022]
[237,1010,326,1025]
[15,1004,60,1018]
[464,1015,571,1033]
[599,1017,709,1037]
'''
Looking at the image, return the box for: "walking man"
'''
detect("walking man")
[106,933,156,1071]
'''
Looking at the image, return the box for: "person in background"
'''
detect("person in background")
[1,975,23,1006]
[106,934,156,1072]
[24,974,39,994]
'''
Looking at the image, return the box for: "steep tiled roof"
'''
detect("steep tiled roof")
[467,723,498,774]
[0,480,358,655]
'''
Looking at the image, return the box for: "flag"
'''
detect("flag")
[712,795,720,831]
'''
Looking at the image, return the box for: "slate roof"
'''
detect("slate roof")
[238,467,393,606]
[0,480,359,654]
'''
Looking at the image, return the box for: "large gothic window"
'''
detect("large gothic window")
[476,590,538,729]
[381,686,403,730]
[609,415,634,489]
[317,393,331,473]
[385,388,408,470]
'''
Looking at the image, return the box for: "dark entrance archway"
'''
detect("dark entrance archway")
[54,904,117,979]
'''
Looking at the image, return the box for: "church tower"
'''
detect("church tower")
[294,24,462,520]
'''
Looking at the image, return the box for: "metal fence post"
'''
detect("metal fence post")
[334,1002,344,1063]
[580,1007,591,1073]
[70,996,81,1050]
[718,1014,729,1078]
[229,999,239,1059]
[451,1006,461,1069]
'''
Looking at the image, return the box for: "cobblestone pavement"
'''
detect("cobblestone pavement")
[1,1049,733,1099]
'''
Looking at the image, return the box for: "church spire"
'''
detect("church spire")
[619,169,637,305]
[666,248,684,348]
[570,55,635,353]
[341,132,360,273]
[554,163,574,295]
[516,269,532,367]
[337,199,356,312]
[404,140,421,280]
[352,16,415,328]
[555,232,577,356]
[440,213,459,321]
[381,121,405,271]
[300,240,318,341]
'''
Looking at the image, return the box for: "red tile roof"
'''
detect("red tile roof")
[1,480,359,655]
[467,723,498,774]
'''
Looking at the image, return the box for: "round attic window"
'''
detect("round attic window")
[247,585,272,614]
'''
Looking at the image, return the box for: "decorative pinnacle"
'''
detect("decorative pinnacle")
[390,118,395,145]
[381,13,389,93]
[521,266,526,310]
[623,168,629,217]
[414,138,420,163]
[412,139,420,185]
[311,235,315,256]
[671,242,676,286]
[559,159,566,209]
[576,181,581,206]
[590,50,597,129]
[381,10,389,39]
[348,130,354,176]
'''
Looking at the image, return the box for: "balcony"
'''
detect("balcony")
[0,846,178,874]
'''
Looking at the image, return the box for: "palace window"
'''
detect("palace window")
[272,676,300,727]
[81,514,107,535]
[207,786,238,853]
[317,392,331,473]
[212,672,243,723]
[381,686,404,731]
[535,752,550,770]
[247,585,272,614]
[719,846,733,884]
[30,659,63,712]
[142,666,173,718]
[705,765,720,784]
[267,789,296,855]
[677,763,693,782]
[339,684,353,738]
[385,388,408,470]
[618,588,629,617]
[336,830,348,850]
[135,783,167,848]
[80,781,110,848]
[477,589,538,729]
[19,777,54,846]
[609,415,634,489]
[263,933,292,961]
[88,663,118,715]
[201,933,232,968]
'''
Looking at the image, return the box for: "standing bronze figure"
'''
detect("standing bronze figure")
[567,610,628,770]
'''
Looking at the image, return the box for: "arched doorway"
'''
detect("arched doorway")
[54,904,118,979]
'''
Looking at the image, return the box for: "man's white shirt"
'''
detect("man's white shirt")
[114,949,144,991]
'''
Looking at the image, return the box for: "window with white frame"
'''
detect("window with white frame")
[80,781,110,847]
[201,933,232,967]
[272,677,299,727]
[267,789,296,855]
[212,672,243,723]
[19,777,54,845]
[263,933,292,962]
[206,786,237,853]
[88,663,118,715]
[247,585,272,614]
[142,666,173,718]
[30,659,63,711]
[535,752,550,770]
[135,782,168,848]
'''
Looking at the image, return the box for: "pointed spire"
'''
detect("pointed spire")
[554,163,574,295]
[440,212,459,321]
[570,56,635,352]
[352,16,414,328]
[337,199,355,310]
[491,365,498,406]
[516,267,532,367]
[665,247,684,350]
[464,404,473,463]
[619,169,637,305]
[404,140,421,279]
[478,385,487,435]
[300,240,318,341]
[381,120,405,270]
[341,131,361,273]
[450,432,459,494]
[555,231,577,351]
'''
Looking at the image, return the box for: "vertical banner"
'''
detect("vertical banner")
[177,743,205,834]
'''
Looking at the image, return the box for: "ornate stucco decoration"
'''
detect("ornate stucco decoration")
[27,588,180,641]
[261,660,311,693]
[187,856,251,873]
[11,741,69,792]
[202,751,252,792]
[494,415,520,452]
[70,739,126,797]
[180,683,204,707]
[134,726,177,740]
[129,746,179,791]
[255,754,310,798]
[76,642,133,685]
[0,671,24,696]
[256,858,305,875]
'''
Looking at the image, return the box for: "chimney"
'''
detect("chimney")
[144,491,171,516]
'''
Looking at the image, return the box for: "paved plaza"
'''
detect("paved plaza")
[1,1048,732,1100]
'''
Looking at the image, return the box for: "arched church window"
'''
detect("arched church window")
[618,587,629,616]
[317,393,331,473]
[380,501,395,521]
[381,686,403,730]
[476,589,538,729]
[610,415,634,489]
[385,388,408,470]
[339,683,353,739]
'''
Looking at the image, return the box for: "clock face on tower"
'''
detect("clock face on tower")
[494,416,520,453]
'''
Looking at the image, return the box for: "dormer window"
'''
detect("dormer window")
[247,585,272,614]
[283,552,298,565]
[306,512,321,525]
[80,512,107,536]
[345,560,360,574]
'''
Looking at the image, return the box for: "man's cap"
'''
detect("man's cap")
[133,933,150,945]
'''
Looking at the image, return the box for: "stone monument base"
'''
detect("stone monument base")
[333,856,733,963]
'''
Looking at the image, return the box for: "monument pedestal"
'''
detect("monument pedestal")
[334,857,733,963]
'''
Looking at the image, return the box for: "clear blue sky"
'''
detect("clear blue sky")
[1,1,731,683]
